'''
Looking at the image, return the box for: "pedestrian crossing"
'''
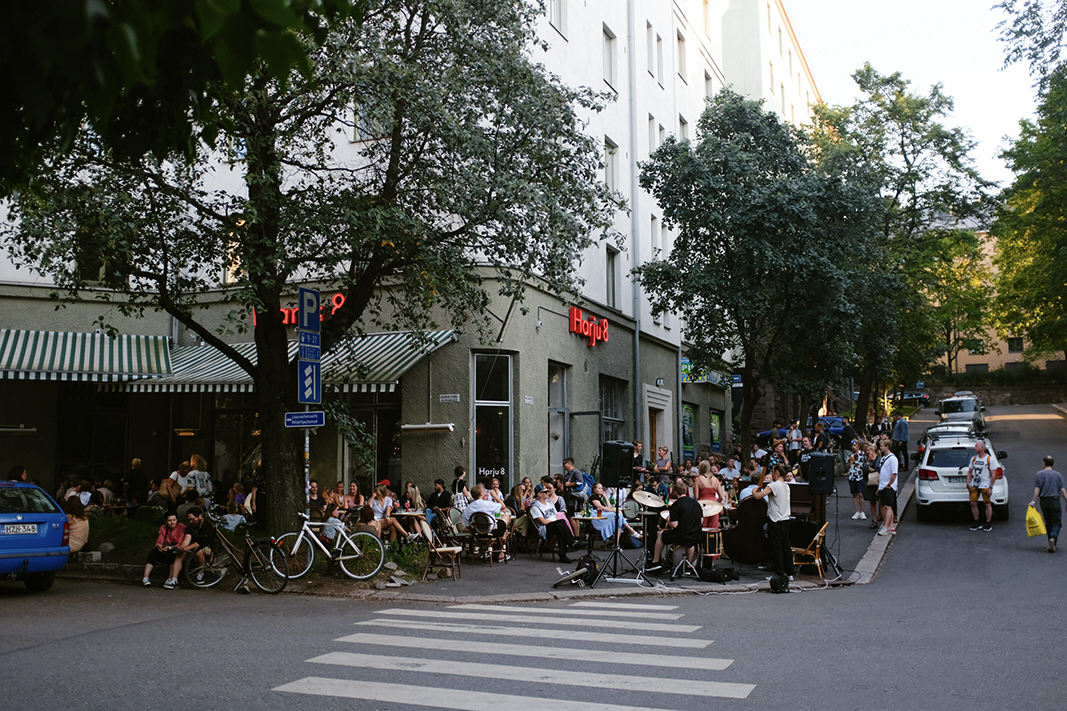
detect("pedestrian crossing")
[273,599,756,709]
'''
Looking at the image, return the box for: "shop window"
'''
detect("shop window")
[600,376,625,444]
[682,404,696,461]
[474,354,512,485]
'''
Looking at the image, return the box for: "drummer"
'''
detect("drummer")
[645,481,703,574]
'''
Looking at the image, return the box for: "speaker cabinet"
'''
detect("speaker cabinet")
[807,452,835,495]
[601,440,634,487]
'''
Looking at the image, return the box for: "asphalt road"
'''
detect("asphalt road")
[2,404,1065,711]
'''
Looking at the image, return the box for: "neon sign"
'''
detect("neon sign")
[569,306,609,347]
[253,292,346,326]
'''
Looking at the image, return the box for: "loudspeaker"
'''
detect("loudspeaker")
[601,440,634,487]
[807,451,835,495]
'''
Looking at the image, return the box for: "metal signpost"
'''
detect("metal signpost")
[295,287,322,507]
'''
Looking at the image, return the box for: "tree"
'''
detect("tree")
[813,65,994,417]
[992,67,1067,355]
[922,229,994,373]
[634,90,873,458]
[2,0,622,534]
[997,0,1067,87]
[0,0,363,195]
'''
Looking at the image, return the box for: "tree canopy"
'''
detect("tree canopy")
[634,90,876,455]
[3,0,622,533]
[997,0,1067,87]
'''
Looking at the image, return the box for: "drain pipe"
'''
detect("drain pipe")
[627,0,643,447]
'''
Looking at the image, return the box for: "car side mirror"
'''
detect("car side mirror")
[910,453,921,462]
[980,406,986,412]
[933,410,939,415]
[997,451,1008,459]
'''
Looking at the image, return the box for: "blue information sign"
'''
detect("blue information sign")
[285,411,325,428]
[299,331,321,347]
[298,344,321,360]
[297,360,322,404]
[297,287,321,332]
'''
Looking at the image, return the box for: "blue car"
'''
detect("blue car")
[756,416,846,447]
[0,481,69,591]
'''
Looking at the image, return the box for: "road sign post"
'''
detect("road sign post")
[296,287,322,510]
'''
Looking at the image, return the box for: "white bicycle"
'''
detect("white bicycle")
[275,512,386,580]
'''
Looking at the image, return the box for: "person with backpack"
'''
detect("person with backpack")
[561,457,589,534]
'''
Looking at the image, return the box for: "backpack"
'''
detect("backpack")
[573,471,595,501]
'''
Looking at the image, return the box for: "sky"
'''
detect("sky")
[786,0,1039,188]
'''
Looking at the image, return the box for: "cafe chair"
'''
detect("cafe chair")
[422,525,463,581]
[469,511,508,565]
[309,506,326,522]
[791,521,828,578]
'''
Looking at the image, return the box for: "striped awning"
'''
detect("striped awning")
[125,330,457,393]
[0,329,172,382]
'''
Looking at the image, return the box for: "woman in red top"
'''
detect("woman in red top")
[693,460,727,530]
[142,513,186,587]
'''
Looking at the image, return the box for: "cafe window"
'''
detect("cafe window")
[600,376,626,444]
[474,354,512,486]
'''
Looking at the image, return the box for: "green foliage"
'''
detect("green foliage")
[997,0,1067,87]
[993,67,1067,355]
[3,0,620,535]
[0,0,364,196]
[85,515,160,564]
[325,401,376,477]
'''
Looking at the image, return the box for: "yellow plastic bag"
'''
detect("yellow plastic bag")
[1026,505,1047,538]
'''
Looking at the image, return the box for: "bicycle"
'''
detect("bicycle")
[275,511,385,580]
[183,514,289,594]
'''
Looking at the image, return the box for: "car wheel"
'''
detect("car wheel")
[994,504,1009,522]
[23,571,56,592]
[915,504,931,522]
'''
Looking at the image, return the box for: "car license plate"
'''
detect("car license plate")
[2,523,38,534]
[947,476,966,484]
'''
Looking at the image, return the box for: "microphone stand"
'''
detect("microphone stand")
[590,488,640,587]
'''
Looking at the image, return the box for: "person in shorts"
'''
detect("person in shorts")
[877,439,898,535]
[966,440,993,532]
[846,439,868,520]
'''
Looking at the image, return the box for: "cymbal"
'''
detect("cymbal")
[660,510,670,520]
[701,500,724,517]
[632,490,666,508]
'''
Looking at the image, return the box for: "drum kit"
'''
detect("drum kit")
[632,490,725,567]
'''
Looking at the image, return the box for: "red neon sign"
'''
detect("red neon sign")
[569,306,609,347]
[253,292,346,326]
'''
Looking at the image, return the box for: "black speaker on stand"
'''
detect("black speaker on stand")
[807,452,835,495]
[601,441,634,488]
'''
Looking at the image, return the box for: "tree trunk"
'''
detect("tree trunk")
[855,366,874,437]
[737,363,761,464]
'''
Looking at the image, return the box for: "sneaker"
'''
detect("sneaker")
[163,578,178,590]
[195,572,204,584]
[558,553,573,564]
[878,528,890,536]
[859,512,867,520]
[142,577,151,587]
[405,532,420,543]
[1049,538,1057,553]
[645,563,664,573]
[970,523,982,531]
[983,524,992,532]
[851,512,861,520]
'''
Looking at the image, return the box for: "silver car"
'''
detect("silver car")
[935,395,986,432]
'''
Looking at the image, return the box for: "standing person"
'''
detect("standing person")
[812,422,832,453]
[561,457,586,530]
[451,466,471,512]
[752,464,794,591]
[632,441,649,483]
[693,461,727,529]
[141,512,186,587]
[838,417,856,469]
[863,443,881,528]
[189,454,213,506]
[653,446,673,484]
[966,440,994,532]
[786,421,803,466]
[1030,456,1067,553]
[846,439,868,520]
[891,412,910,469]
[877,439,898,536]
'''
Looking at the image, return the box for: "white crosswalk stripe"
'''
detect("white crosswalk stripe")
[274,601,756,709]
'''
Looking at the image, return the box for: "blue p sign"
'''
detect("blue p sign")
[298,287,321,332]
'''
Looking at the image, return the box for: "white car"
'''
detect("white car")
[913,434,1008,522]
[935,395,987,431]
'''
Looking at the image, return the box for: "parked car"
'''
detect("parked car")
[756,416,845,447]
[935,394,986,431]
[891,391,930,407]
[913,423,977,462]
[912,434,1008,522]
[0,481,69,591]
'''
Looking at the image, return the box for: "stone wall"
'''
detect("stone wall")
[928,385,1067,407]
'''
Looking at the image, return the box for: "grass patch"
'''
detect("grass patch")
[85,516,160,564]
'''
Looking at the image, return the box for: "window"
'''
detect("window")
[790,103,795,124]
[767,1,772,33]
[788,50,793,77]
[1008,337,1024,353]
[778,27,783,56]
[648,114,656,154]
[354,100,391,142]
[474,354,512,485]
[650,215,659,256]
[656,35,664,85]
[603,24,617,88]
[603,137,618,191]
[659,123,665,147]
[704,70,714,98]
[606,246,618,308]
[676,31,686,82]
[548,0,566,36]
[769,61,774,89]
[600,376,626,444]
[966,339,986,355]
[678,115,689,141]
[703,1,712,36]
[780,83,785,114]
[548,363,569,474]
[647,22,655,76]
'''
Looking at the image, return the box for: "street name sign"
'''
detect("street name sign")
[285,411,325,428]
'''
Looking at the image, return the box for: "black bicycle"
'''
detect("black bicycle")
[183,514,289,594]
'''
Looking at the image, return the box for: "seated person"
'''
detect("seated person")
[504,484,526,515]
[307,481,327,510]
[461,483,510,534]
[424,479,452,529]
[588,483,641,546]
[220,501,247,531]
[176,506,215,589]
[646,481,703,573]
[84,490,106,518]
[320,503,345,543]
[65,498,90,554]
[487,477,507,507]
[370,485,418,543]
[528,484,576,563]
[142,513,186,586]
[176,489,201,522]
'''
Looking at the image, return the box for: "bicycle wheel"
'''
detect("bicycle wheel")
[245,541,288,593]
[337,530,386,580]
[185,547,228,588]
[274,531,315,578]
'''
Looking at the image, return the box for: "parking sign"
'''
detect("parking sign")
[298,287,321,332]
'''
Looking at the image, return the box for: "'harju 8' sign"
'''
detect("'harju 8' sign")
[568,306,609,347]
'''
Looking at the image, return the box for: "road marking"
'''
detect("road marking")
[306,652,755,699]
[275,677,686,711]
[335,632,732,670]
[448,603,682,620]
[356,618,713,649]
[374,608,700,633]
[569,601,679,610]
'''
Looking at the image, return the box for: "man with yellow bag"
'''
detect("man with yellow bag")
[1029,456,1067,553]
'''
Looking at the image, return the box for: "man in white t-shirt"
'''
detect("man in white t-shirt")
[462,483,510,532]
[877,439,899,536]
[967,440,993,532]
[753,464,793,590]
[786,421,804,466]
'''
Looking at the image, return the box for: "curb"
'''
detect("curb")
[1053,403,1067,420]
[847,474,913,585]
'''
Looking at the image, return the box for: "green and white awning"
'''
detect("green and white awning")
[0,329,172,382]
[125,330,457,393]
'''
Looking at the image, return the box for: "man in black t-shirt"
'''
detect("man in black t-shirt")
[425,479,452,530]
[173,506,216,590]
[307,481,327,509]
[646,481,702,573]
